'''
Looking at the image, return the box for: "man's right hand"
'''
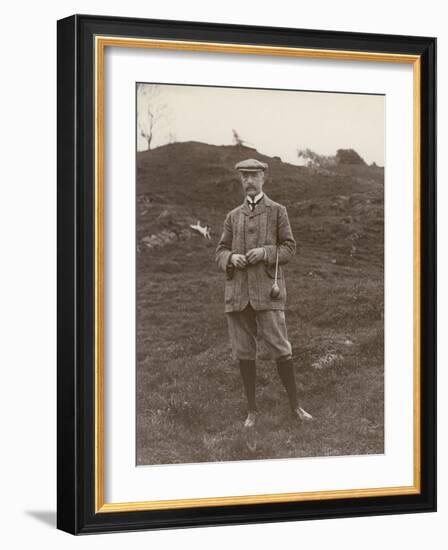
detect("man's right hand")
[230,254,248,269]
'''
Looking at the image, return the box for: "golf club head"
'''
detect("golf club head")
[270,283,281,299]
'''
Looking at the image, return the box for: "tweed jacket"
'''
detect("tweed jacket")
[215,194,296,312]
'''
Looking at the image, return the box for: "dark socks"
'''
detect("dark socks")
[276,358,298,410]
[239,360,257,412]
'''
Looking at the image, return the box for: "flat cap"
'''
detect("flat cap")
[235,158,268,172]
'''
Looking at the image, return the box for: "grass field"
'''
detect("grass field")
[136,142,384,465]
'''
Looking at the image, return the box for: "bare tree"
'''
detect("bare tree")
[137,84,168,150]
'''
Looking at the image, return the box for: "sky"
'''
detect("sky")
[137,83,384,166]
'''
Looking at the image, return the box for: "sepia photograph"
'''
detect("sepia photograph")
[135,82,385,466]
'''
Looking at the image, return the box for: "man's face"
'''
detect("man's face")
[239,170,265,198]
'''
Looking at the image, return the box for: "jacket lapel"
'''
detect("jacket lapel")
[251,200,267,217]
[241,200,251,216]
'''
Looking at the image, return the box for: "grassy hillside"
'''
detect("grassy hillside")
[136,142,384,465]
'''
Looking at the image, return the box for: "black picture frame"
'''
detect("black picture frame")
[57,14,436,535]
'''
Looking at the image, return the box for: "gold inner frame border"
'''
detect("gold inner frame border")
[94,35,421,513]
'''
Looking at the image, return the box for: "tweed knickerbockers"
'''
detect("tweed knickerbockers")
[226,304,292,361]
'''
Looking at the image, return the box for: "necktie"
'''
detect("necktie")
[247,196,262,211]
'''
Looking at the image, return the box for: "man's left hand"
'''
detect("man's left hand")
[246,247,265,265]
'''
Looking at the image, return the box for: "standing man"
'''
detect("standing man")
[216,158,313,428]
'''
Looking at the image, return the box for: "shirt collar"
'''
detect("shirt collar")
[247,191,264,204]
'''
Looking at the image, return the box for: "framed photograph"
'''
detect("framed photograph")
[57,14,436,534]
